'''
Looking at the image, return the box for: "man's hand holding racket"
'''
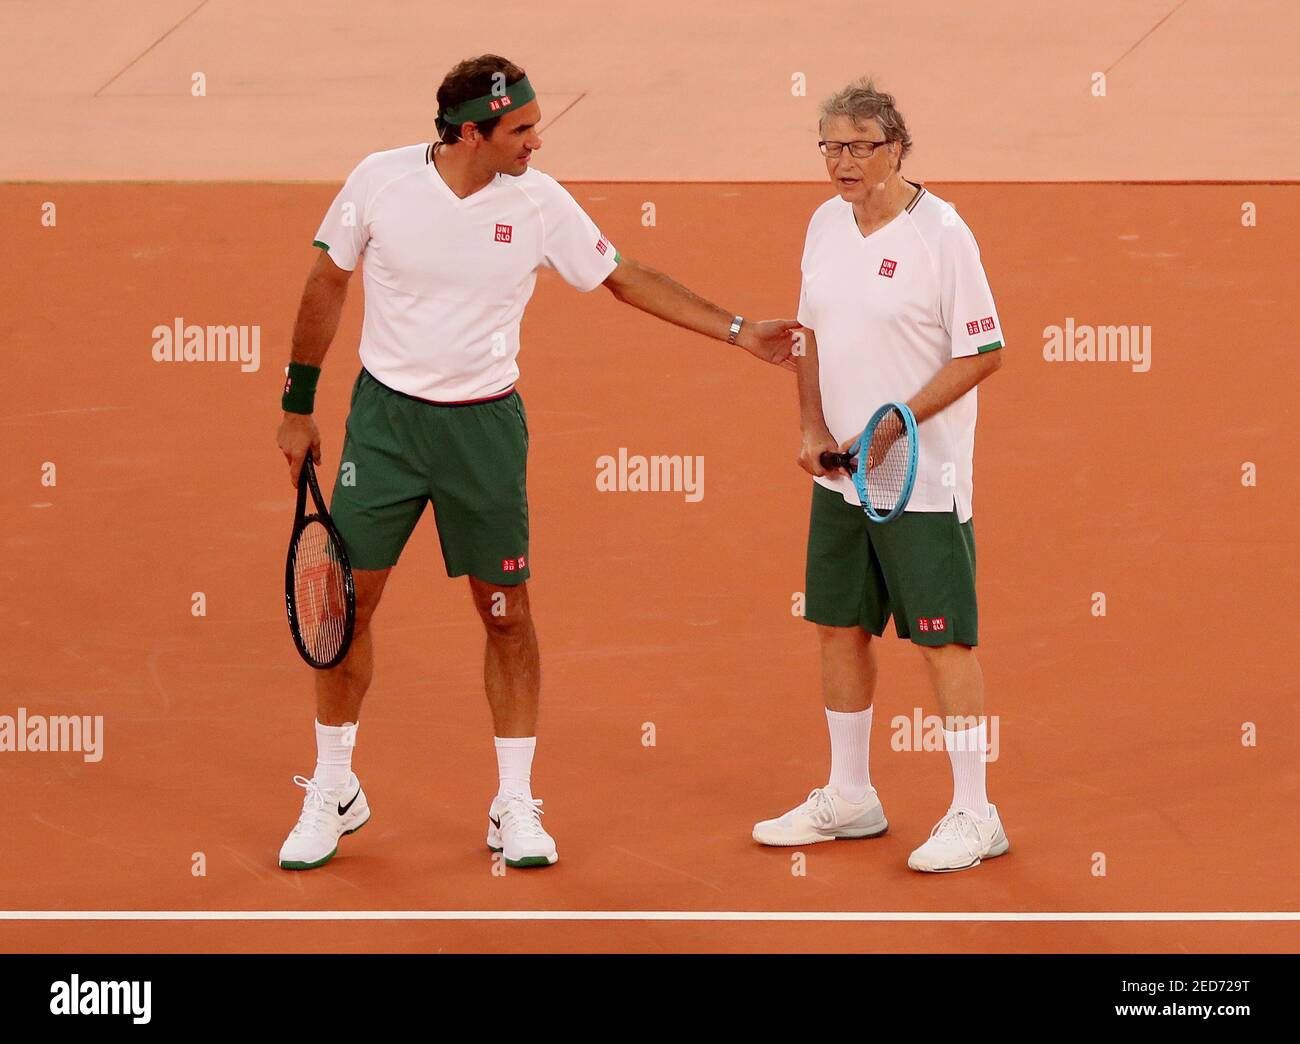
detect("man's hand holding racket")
[800,426,844,477]
[812,403,919,524]
[277,412,322,487]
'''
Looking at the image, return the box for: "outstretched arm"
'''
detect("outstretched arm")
[602,255,798,371]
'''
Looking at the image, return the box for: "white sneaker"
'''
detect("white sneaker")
[487,795,558,868]
[907,804,1010,872]
[278,773,370,870]
[752,786,889,846]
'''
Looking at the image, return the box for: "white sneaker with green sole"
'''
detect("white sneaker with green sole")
[487,795,558,868]
[278,773,370,871]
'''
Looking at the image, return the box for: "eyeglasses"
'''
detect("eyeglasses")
[818,139,889,159]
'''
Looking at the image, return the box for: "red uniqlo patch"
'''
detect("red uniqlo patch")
[488,95,514,113]
[501,558,516,572]
[965,320,981,336]
[595,235,610,256]
[283,376,292,395]
[917,616,947,632]
[516,555,527,569]
[979,316,996,332]
[918,618,930,632]
[495,223,513,243]
[878,258,897,278]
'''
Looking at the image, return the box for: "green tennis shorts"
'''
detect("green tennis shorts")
[805,481,978,647]
[329,368,530,583]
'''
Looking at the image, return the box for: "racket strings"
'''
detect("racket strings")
[862,409,911,512]
[292,520,349,663]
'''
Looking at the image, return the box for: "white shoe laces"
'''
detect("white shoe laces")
[929,809,982,859]
[797,788,836,829]
[499,797,547,838]
[289,775,338,837]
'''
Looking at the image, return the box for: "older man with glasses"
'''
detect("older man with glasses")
[752,78,1010,873]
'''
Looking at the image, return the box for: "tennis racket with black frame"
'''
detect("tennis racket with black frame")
[285,455,356,669]
[819,401,920,523]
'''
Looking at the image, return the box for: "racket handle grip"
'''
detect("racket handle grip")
[819,450,856,473]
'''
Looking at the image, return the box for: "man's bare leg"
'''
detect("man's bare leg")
[468,577,539,737]
[905,642,1007,874]
[467,576,555,866]
[752,624,886,843]
[315,567,392,725]
[918,642,984,724]
[817,624,878,712]
[279,567,391,870]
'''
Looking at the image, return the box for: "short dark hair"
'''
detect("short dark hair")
[436,54,528,144]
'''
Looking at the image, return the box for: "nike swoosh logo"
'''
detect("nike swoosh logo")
[489,815,501,829]
[338,790,360,816]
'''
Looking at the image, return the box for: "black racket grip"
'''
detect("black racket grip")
[819,450,856,472]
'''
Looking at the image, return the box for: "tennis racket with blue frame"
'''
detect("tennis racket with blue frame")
[819,401,919,523]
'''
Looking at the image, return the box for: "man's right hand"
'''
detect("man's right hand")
[277,412,322,487]
[798,427,842,478]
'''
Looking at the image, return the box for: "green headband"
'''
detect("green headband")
[436,75,536,135]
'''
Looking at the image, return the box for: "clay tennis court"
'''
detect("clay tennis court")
[3,2,1298,954]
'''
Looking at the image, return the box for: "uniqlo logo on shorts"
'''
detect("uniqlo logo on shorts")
[917,616,947,632]
[979,316,996,332]
[878,258,897,278]
[965,320,981,336]
[494,223,513,243]
[595,235,610,256]
[502,556,526,572]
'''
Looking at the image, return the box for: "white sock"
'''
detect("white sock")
[495,736,536,801]
[943,720,991,818]
[314,720,356,791]
[825,706,873,803]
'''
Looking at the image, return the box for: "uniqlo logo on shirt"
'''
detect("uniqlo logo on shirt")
[917,616,947,632]
[878,258,897,278]
[965,320,981,336]
[979,316,996,332]
[494,223,513,243]
[595,235,610,256]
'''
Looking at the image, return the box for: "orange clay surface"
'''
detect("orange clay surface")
[1,181,1297,952]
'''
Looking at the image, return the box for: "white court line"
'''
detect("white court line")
[1,911,1297,922]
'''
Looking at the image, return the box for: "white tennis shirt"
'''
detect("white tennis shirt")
[314,144,619,402]
[797,185,1005,523]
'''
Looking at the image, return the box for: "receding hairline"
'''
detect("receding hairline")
[816,77,913,158]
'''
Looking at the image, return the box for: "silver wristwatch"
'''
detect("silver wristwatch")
[727,315,744,344]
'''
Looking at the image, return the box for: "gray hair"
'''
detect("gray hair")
[818,77,913,160]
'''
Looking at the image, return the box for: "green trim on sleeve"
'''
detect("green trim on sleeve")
[976,340,1003,353]
[312,239,330,251]
[613,249,622,265]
